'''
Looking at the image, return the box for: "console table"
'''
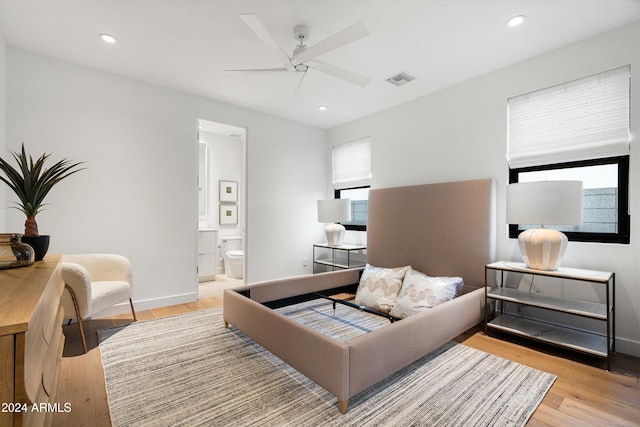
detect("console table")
[313,243,366,273]
[0,255,65,427]
[485,261,614,370]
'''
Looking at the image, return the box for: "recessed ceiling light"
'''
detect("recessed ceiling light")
[100,33,117,44]
[507,15,525,27]
[318,105,328,111]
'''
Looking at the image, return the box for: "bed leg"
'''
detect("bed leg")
[338,400,349,414]
[223,320,229,328]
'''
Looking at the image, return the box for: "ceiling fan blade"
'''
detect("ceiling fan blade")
[239,13,295,72]
[225,67,291,74]
[292,71,308,98]
[291,21,369,66]
[306,60,371,87]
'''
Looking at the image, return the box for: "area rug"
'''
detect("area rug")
[98,305,556,427]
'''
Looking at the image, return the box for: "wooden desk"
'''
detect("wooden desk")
[0,255,65,427]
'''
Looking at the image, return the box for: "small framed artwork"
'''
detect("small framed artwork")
[219,180,238,203]
[219,204,238,225]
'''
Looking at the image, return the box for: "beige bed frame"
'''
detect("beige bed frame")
[223,178,496,413]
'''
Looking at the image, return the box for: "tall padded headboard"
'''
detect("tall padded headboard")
[366,178,496,287]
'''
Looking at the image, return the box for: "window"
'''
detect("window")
[334,186,369,231]
[507,66,631,244]
[332,137,371,230]
[509,156,630,243]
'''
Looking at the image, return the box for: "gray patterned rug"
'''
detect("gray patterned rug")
[98,304,556,427]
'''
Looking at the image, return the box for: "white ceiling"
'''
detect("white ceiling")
[1,0,639,130]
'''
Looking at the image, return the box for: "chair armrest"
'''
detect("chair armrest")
[61,262,92,319]
[62,254,132,285]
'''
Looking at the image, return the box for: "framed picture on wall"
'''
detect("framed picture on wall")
[219,204,238,225]
[219,180,238,203]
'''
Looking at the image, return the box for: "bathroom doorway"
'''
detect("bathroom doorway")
[197,119,246,296]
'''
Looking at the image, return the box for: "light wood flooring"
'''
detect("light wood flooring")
[53,293,639,427]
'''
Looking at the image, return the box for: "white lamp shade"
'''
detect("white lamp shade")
[317,199,351,223]
[507,181,583,226]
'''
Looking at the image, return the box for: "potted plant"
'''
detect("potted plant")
[0,143,85,260]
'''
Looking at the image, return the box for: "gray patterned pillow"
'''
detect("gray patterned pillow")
[355,264,411,313]
[389,270,464,319]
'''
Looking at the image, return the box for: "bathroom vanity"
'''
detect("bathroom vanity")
[198,229,218,282]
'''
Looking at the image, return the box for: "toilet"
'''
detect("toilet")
[221,236,244,279]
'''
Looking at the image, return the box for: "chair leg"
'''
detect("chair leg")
[65,284,88,354]
[129,298,138,321]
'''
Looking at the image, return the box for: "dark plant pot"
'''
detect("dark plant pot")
[21,235,50,261]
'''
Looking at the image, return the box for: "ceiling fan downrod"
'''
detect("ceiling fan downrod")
[292,24,310,71]
[293,25,309,50]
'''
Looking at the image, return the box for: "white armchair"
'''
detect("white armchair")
[61,253,137,353]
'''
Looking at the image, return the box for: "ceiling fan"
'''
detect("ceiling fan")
[227,14,371,88]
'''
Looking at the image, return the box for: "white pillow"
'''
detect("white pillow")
[389,270,464,319]
[355,264,411,313]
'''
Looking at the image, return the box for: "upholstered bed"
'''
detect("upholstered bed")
[223,178,496,413]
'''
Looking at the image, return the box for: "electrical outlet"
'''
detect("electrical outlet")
[302,258,308,267]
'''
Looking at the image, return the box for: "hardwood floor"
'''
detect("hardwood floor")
[53,294,639,427]
[53,295,223,427]
[454,329,640,426]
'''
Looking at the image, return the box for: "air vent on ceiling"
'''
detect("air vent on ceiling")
[386,72,415,87]
[228,133,243,138]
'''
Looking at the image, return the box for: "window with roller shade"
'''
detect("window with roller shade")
[332,137,371,231]
[507,66,631,243]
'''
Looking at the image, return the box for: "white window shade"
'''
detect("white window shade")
[508,65,630,169]
[333,137,371,189]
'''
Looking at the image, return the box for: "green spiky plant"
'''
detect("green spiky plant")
[0,143,86,237]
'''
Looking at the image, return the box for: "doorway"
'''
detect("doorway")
[197,119,247,294]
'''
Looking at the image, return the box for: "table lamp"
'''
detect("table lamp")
[317,199,351,246]
[507,181,583,271]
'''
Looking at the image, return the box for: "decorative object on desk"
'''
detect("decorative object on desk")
[219,204,238,225]
[0,143,86,260]
[507,180,582,271]
[317,198,351,246]
[219,180,238,203]
[21,234,50,262]
[0,233,35,269]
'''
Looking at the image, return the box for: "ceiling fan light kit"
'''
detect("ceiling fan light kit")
[228,14,371,88]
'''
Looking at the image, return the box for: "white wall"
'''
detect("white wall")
[328,22,640,356]
[3,47,327,312]
[245,115,329,278]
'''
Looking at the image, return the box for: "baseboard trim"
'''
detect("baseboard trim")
[92,292,198,318]
[615,337,640,358]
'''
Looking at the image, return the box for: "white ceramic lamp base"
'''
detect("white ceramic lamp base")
[325,223,346,246]
[518,228,568,271]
